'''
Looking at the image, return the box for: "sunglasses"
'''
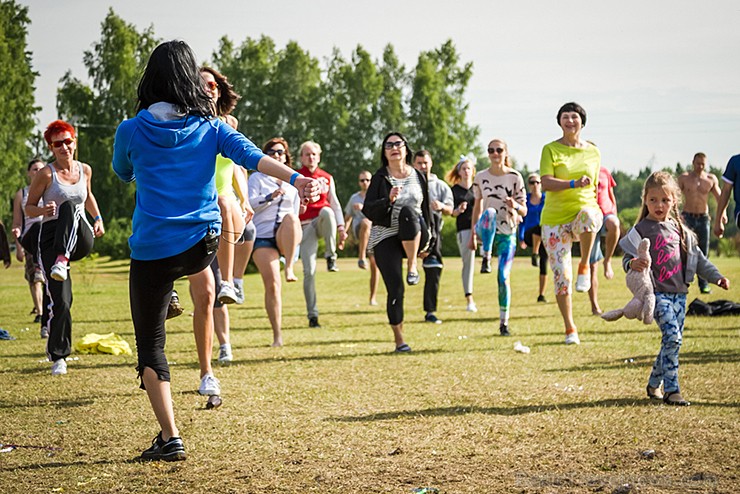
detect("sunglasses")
[51,138,74,148]
[359,178,370,183]
[384,140,405,150]
[529,180,541,185]
[205,80,218,91]
[266,149,286,156]
[487,147,505,154]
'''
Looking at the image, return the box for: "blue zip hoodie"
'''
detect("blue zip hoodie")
[113,105,265,261]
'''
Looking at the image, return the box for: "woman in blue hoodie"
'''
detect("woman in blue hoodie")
[113,40,318,462]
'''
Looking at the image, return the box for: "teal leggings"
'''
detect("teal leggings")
[476,208,517,311]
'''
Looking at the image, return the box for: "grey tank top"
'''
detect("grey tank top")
[42,162,87,223]
[21,186,43,235]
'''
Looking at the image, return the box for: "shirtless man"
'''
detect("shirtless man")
[678,152,722,294]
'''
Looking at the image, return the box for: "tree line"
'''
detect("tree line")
[1,3,736,259]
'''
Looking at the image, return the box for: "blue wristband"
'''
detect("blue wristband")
[289,172,300,186]
[94,215,102,222]
[569,179,575,189]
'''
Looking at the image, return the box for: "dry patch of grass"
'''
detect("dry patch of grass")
[0,256,738,493]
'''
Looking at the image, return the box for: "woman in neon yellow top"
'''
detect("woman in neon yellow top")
[540,102,603,346]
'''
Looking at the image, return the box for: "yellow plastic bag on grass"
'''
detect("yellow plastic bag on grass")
[75,333,132,356]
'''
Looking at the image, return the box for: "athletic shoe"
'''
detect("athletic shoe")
[34,314,41,323]
[575,273,590,292]
[406,272,420,285]
[51,359,67,376]
[700,286,712,294]
[217,281,238,304]
[531,254,538,267]
[218,344,233,364]
[198,373,221,396]
[537,295,547,303]
[40,326,49,339]
[394,343,412,353]
[50,262,68,282]
[424,313,443,324]
[308,316,321,328]
[466,302,478,313]
[499,324,511,336]
[422,258,444,269]
[140,432,186,462]
[357,259,368,270]
[564,332,581,345]
[234,283,245,304]
[166,291,184,320]
[480,257,492,274]
[327,257,339,272]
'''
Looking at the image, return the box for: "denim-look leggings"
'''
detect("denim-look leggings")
[648,292,687,394]
[475,208,516,312]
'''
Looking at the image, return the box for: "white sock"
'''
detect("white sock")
[500,310,509,325]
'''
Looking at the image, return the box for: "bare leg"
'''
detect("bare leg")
[216,196,245,285]
[603,216,620,280]
[253,248,283,347]
[213,305,229,346]
[141,366,179,441]
[402,232,420,274]
[588,262,602,315]
[277,214,301,283]
[358,219,372,264]
[532,234,542,257]
[188,267,215,378]
[369,254,379,305]
[31,281,44,315]
[555,293,577,333]
[578,230,595,274]
[233,238,253,279]
[391,322,405,347]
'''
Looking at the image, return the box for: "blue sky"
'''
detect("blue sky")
[22,0,740,174]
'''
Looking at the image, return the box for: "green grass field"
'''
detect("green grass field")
[1,255,738,493]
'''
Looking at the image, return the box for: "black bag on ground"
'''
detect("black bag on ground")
[687,298,740,316]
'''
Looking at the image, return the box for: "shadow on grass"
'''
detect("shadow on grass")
[330,397,740,422]
[0,398,96,410]
[546,350,740,372]
[0,457,166,473]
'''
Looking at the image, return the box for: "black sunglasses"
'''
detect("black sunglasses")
[266,149,286,156]
[384,140,405,150]
[487,147,504,154]
[529,180,541,185]
[359,178,370,182]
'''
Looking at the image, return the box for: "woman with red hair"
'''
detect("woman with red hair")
[25,119,105,375]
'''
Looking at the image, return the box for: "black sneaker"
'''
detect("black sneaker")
[537,295,547,303]
[166,291,184,320]
[34,314,41,323]
[499,324,511,336]
[309,316,321,328]
[140,432,186,462]
[424,313,443,324]
[531,254,538,267]
[480,257,492,274]
[327,257,338,272]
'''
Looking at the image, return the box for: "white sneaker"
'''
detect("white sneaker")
[218,344,233,364]
[51,359,67,375]
[234,283,244,304]
[50,262,68,282]
[575,273,590,292]
[198,373,221,396]
[217,281,238,304]
[564,332,581,345]
[466,302,478,313]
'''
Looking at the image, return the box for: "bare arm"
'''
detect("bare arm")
[714,181,733,238]
[11,190,24,261]
[468,191,482,251]
[25,167,52,218]
[83,164,105,238]
[541,174,591,191]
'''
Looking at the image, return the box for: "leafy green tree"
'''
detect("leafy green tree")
[57,9,158,221]
[408,40,480,176]
[376,44,408,139]
[0,0,37,221]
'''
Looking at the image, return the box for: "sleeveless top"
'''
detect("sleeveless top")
[215,154,238,201]
[41,162,88,223]
[21,186,43,236]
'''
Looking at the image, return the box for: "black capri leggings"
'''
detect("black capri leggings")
[524,226,548,276]
[374,206,428,325]
[129,236,216,387]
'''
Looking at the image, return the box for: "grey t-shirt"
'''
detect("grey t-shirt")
[635,218,687,293]
[344,192,366,233]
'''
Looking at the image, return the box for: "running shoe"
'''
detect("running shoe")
[564,332,581,345]
[575,273,590,292]
[327,257,339,272]
[234,283,245,304]
[198,373,221,396]
[480,257,492,274]
[50,262,68,282]
[140,432,186,462]
[51,359,67,376]
[466,302,478,313]
[166,291,184,320]
[424,313,443,324]
[217,281,238,304]
[218,344,233,364]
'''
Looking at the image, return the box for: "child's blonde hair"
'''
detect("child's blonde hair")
[445,155,477,184]
[638,171,693,253]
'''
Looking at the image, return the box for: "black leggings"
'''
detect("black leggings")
[130,237,216,387]
[39,202,94,362]
[524,226,548,276]
[374,206,428,325]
